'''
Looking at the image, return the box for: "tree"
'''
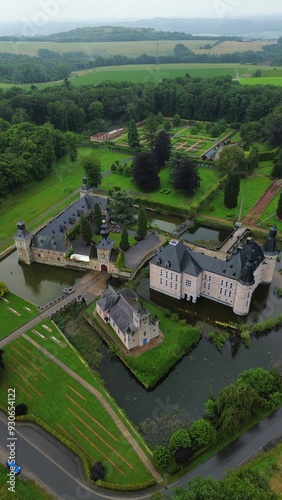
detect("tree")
[127,119,140,149]
[277,190,282,219]
[168,152,201,196]
[93,202,103,232]
[153,445,170,470]
[64,131,79,161]
[173,114,181,127]
[247,144,259,173]
[109,190,135,225]
[153,129,172,169]
[217,145,247,175]
[189,419,216,448]
[143,113,158,150]
[80,215,92,245]
[132,152,160,192]
[137,207,148,238]
[236,367,281,400]
[82,156,102,188]
[169,428,191,454]
[271,149,282,179]
[0,281,9,297]
[223,173,240,208]
[116,248,126,268]
[0,349,4,370]
[156,112,164,125]
[163,119,172,131]
[119,225,130,251]
[15,403,28,416]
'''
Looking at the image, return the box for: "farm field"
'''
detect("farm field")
[0,292,38,340]
[240,76,282,86]
[0,334,153,487]
[0,39,271,58]
[0,148,129,253]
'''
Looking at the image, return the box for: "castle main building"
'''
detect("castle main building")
[149,226,277,315]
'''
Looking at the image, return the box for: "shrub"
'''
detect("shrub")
[153,445,170,469]
[169,429,191,453]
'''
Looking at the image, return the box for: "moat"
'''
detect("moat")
[1,217,282,426]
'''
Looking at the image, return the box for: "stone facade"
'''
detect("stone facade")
[96,286,159,350]
[150,227,277,316]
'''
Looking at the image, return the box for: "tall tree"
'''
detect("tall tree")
[143,113,158,150]
[137,206,148,238]
[82,156,102,188]
[119,225,130,251]
[223,173,240,209]
[0,349,5,370]
[93,202,103,232]
[153,129,172,169]
[132,152,160,192]
[80,214,92,245]
[168,152,201,196]
[276,191,282,219]
[247,144,259,173]
[127,119,140,149]
[217,145,246,175]
[109,190,135,225]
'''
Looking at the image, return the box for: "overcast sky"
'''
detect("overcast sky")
[2,0,282,22]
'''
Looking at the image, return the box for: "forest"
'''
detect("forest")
[1,73,282,197]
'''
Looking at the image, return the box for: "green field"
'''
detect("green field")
[240,76,282,86]
[0,292,38,340]
[0,148,129,253]
[1,39,270,59]
[0,334,153,487]
[0,464,54,500]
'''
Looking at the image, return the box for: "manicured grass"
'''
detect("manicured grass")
[101,167,220,212]
[0,336,153,487]
[0,148,129,253]
[0,464,54,500]
[0,293,38,340]
[87,300,201,389]
[257,190,282,232]
[201,174,273,221]
[240,77,282,87]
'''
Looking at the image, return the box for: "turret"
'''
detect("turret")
[261,224,278,284]
[233,256,254,315]
[80,177,90,197]
[14,219,34,264]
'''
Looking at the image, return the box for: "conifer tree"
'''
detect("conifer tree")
[224,173,240,209]
[137,207,148,238]
[120,225,130,251]
[127,119,140,149]
[93,202,103,232]
[116,249,125,269]
[80,214,92,245]
[276,190,282,219]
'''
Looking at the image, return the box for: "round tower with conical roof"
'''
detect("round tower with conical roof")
[261,224,278,284]
[233,256,255,315]
[14,219,34,264]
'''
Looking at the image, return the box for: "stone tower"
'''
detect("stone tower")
[261,224,278,284]
[96,221,114,272]
[233,256,255,316]
[14,219,34,264]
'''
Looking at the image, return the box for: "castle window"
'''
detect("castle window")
[175,283,178,290]
[186,279,192,287]
[208,283,211,290]
[226,281,228,287]
[165,271,168,278]
[208,276,211,282]
[170,282,173,288]
[229,291,232,297]
[203,282,206,289]
[175,275,178,282]
[247,292,250,298]
[171,273,173,279]
[246,301,249,307]
[160,269,163,276]
[230,283,233,289]
[165,280,168,286]
[224,289,227,296]
[160,278,162,285]
[220,288,223,294]
[144,332,146,337]
[221,280,224,286]
[204,274,207,280]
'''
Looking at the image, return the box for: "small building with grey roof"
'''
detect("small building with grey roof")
[96,286,159,350]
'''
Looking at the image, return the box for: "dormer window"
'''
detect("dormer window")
[165,261,170,269]
[156,258,162,265]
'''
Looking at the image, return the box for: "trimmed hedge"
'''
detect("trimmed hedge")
[96,478,156,491]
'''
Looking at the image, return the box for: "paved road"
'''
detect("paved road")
[1,407,282,499]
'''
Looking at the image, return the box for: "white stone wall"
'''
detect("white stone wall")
[150,263,182,298]
[260,255,277,284]
[233,282,253,315]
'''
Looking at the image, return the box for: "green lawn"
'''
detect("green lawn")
[257,190,282,231]
[240,77,282,87]
[0,148,129,253]
[101,167,220,211]
[0,292,38,340]
[201,174,273,221]
[0,335,153,487]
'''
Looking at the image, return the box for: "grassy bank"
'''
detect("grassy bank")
[86,300,201,389]
[0,292,38,340]
[0,464,55,500]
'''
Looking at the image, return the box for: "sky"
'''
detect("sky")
[2,0,282,23]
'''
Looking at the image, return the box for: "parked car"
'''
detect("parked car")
[7,459,21,474]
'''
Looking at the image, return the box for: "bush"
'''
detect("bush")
[15,403,27,416]
[153,445,170,469]
[169,429,191,453]
[175,446,193,464]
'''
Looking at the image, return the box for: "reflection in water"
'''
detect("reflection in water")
[0,251,85,306]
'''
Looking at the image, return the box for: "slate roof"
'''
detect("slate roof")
[97,287,149,335]
[150,238,268,281]
[14,219,33,241]
[31,195,108,252]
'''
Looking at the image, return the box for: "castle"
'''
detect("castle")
[149,227,277,316]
